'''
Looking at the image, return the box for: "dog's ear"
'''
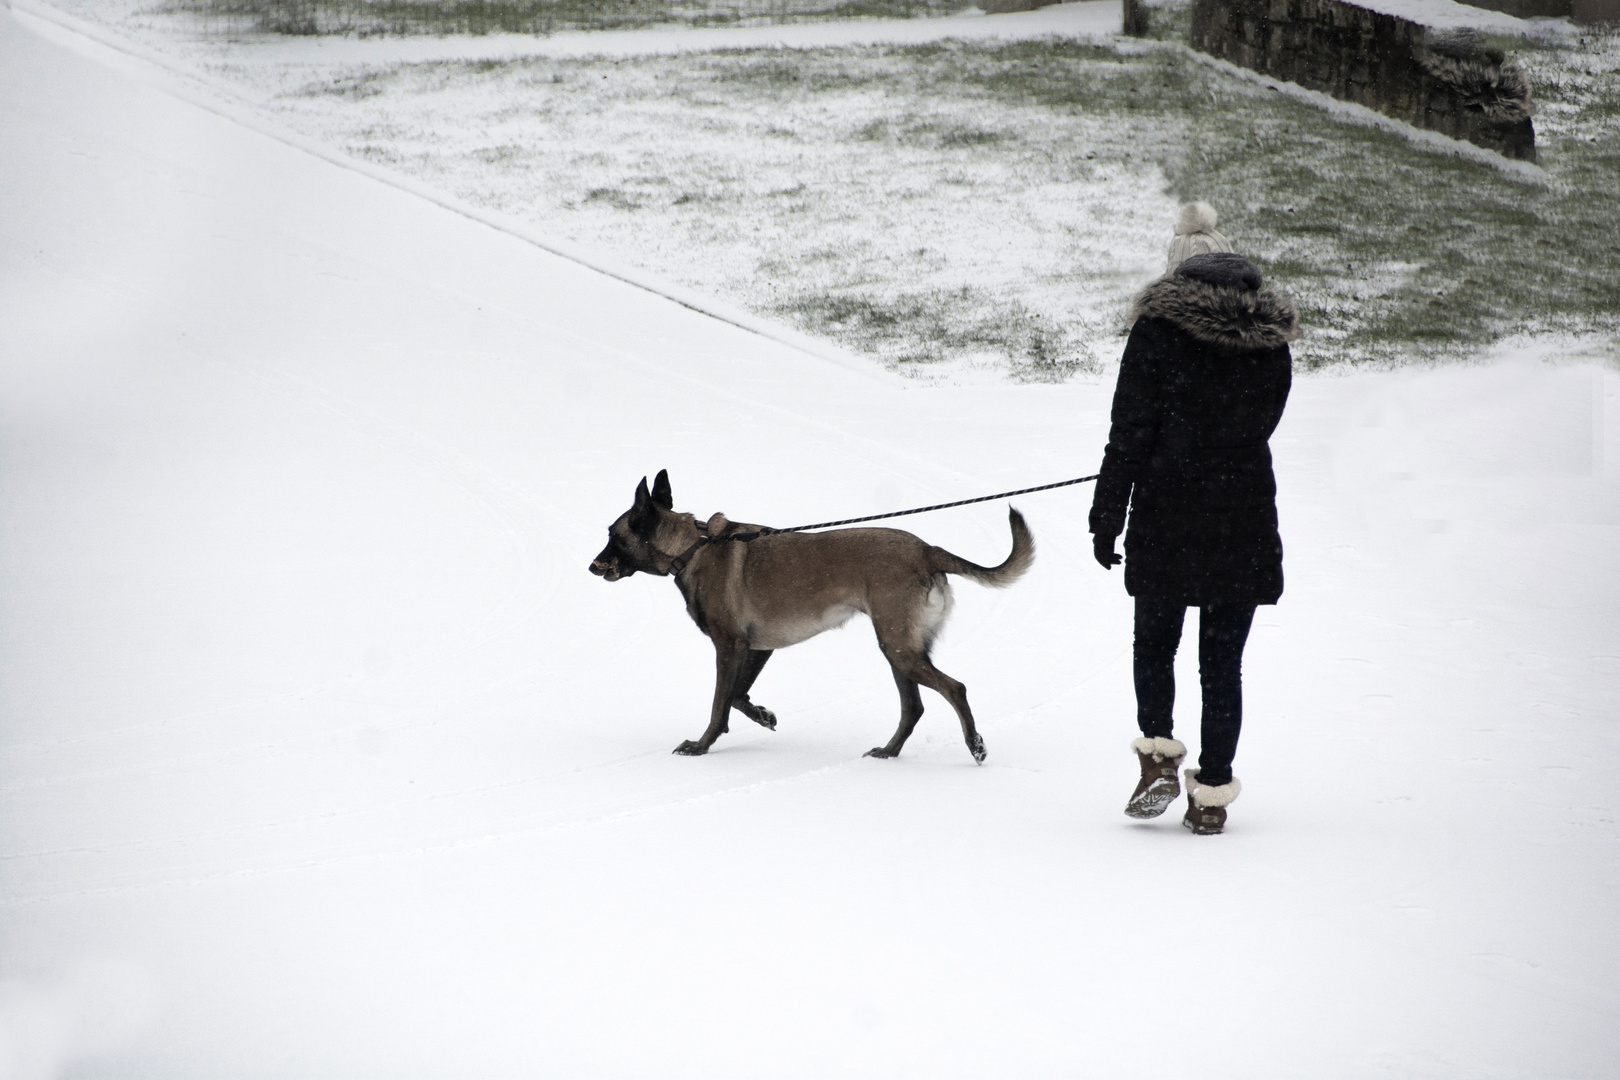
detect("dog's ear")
[629,476,658,536]
[651,469,673,511]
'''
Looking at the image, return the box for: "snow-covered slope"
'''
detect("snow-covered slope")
[2,7,1618,1078]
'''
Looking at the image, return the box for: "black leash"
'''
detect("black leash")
[665,472,1098,575]
[729,473,1100,542]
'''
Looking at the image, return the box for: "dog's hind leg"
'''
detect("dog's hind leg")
[872,650,986,765]
[915,657,986,764]
[865,666,924,760]
[674,635,750,756]
[730,649,777,730]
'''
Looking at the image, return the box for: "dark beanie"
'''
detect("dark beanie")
[1174,252,1262,291]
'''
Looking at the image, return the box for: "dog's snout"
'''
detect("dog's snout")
[590,538,617,579]
[590,555,626,581]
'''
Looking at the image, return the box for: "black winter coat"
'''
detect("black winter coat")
[1089,272,1297,606]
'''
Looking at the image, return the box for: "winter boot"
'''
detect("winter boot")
[1182,769,1241,835]
[1124,737,1187,819]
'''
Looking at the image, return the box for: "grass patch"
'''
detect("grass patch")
[158,0,974,37]
[776,287,1079,380]
[582,186,642,210]
[1149,28,1620,367]
[200,28,1620,376]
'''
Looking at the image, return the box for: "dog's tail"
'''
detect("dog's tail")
[929,507,1034,588]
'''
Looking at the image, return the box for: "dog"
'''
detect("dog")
[588,470,1033,762]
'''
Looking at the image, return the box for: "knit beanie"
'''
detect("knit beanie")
[1174,252,1263,291]
[1166,202,1232,270]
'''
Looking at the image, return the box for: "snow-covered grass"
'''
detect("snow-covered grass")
[33,1,1620,377]
[243,36,1620,372]
[1163,24,1620,368]
[264,39,1194,380]
[156,0,975,37]
[38,1,1620,377]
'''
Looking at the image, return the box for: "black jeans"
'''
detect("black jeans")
[1133,599,1257,788]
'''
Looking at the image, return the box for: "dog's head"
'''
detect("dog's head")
[589,469,675,581]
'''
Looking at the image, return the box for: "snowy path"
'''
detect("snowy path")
[3,6,1619,1078]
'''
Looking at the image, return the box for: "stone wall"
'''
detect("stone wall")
[1187,0,1537,160]
[1469,0,1620,20]
[1571,0,1620,22]
[979,0,1061,12]
[1123,0,1149,36]
[1467,0,1575,16]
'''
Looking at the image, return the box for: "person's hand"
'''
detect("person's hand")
[1093,533,1122,570]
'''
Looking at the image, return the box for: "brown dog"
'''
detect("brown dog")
[589,470,1033,762]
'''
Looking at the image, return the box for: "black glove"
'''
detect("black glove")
[1093,533,1122,570]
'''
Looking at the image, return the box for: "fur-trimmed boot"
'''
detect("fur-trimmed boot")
[1124,737,1187,819]
[1182,769,1241,835]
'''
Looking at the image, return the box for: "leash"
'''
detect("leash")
[739,472,1100,539]
[667,472,1097,574]
[668,473,1101,574]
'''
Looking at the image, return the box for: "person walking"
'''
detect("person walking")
[1090,225,1298,835]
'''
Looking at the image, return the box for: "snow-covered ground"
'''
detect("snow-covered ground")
[23,0,1126,62]
[16,0,1165,381]
[26,0,1617,380]
[3,5,1619,1079]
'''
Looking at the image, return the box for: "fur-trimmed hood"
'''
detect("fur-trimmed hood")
[1129,273,1300,352]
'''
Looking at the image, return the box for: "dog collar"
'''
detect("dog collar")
[665,520,711,577]
[666,540,706,576]
[665,519,770,576]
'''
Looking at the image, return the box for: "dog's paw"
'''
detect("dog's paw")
[864,747,898,759]
[752,707,777,731]
[672,740,709,756]
[969,737,987,765]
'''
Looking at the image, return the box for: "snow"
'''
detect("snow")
[10,0,1164,381]
[224,0,1123,60]
[2,5,1619,1080]
[18,0,1125,65]
[12,0,1158,380]
[1345,0,1569,35]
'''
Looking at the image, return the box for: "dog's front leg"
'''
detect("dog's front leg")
[673,634,750,756]
[730,648,777,730]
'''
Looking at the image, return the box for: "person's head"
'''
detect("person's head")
[1173,252,1263,292]
[1166,201,1231,270]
